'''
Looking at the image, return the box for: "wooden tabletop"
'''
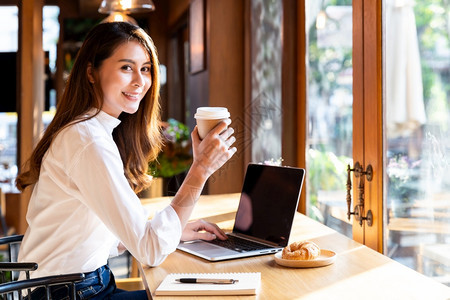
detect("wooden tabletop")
[140,194,450,299]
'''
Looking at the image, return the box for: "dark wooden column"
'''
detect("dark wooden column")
[16,0,44,234]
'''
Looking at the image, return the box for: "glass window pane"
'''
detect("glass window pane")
[306,0,353,238]
[250,0,283,163]
[43,6,60,113]
[0,6,59,192]
[0,6,18,192]
[384,0,450,286]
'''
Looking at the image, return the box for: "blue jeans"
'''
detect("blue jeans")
[30,265,148,299]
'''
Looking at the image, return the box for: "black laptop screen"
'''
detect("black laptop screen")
[233,164,305,247]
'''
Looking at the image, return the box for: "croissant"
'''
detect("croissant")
[282,241,321,260]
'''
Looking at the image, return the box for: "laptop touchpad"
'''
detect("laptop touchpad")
[179,241,238,256]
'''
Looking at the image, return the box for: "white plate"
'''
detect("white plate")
[274,249,337,268]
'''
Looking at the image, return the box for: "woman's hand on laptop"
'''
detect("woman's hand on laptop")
[181,219,228,242]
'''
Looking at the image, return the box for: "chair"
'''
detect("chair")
[0,235,85,300]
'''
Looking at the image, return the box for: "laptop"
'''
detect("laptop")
[177,163,305,261]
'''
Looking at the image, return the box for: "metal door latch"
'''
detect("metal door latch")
[346,162,373,227]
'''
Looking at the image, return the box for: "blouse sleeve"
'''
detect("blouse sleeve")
[68,137,182,267]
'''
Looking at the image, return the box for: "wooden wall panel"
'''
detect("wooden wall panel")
[168,0,189,28]
[207,0,245,194]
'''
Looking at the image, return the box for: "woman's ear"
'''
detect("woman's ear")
[87,63,95,84]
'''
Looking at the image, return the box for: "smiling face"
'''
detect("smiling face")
[91,40,152,118]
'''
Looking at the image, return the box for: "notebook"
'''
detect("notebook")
[177,163,305,261]
[155,272,261,296]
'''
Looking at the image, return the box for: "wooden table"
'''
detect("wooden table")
[140,194,450,299]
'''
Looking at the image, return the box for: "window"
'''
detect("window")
[0,6,59,192]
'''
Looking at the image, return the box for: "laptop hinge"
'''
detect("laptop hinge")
[229,233,281,247]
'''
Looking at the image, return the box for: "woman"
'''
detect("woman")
[16,22,236,299]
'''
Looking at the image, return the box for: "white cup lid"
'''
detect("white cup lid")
[194,107,230,120]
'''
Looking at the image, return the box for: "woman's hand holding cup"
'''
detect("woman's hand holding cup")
[191,107,237,180]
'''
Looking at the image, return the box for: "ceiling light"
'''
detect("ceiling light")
[98,0,156,14]
[100,12,138,25]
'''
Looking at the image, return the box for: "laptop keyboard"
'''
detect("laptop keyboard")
[208,235,269,252]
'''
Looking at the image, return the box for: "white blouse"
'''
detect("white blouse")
[18,110,181,278]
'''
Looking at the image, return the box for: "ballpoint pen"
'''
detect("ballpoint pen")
[175,278,239,284]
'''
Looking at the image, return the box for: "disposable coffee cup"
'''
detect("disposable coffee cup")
[194,107,230,139]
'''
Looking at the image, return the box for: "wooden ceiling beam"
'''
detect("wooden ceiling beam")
[0,0,58,6]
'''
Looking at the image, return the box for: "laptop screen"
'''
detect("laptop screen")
[233,164,305,247]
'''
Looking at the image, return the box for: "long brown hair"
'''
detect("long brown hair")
[16,22,162,193]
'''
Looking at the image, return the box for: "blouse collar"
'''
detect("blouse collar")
[95,110,121,134]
